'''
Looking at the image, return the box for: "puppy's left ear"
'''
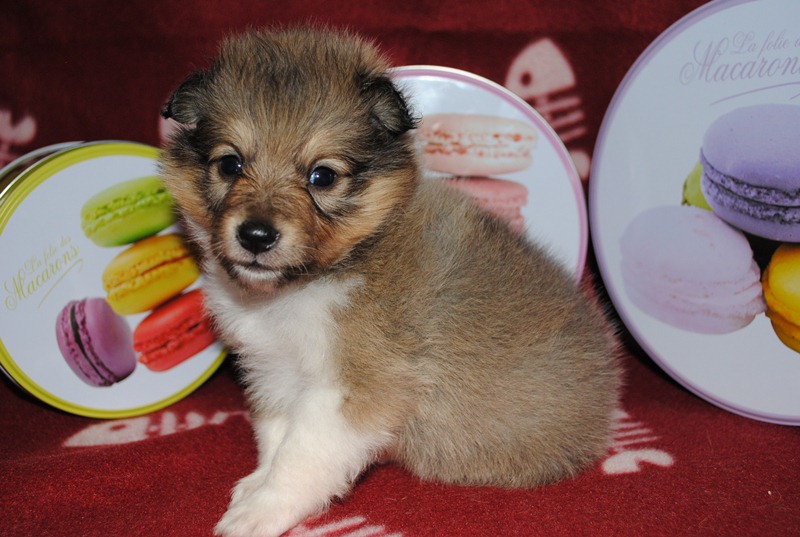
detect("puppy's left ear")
[162,70,211,125]
[361,74,418,137]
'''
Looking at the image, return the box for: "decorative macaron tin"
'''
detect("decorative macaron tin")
[0,141,226,418]
[393,66,586,280]
[590,0,800,424]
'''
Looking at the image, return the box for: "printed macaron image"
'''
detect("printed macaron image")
[443,176,528,233]
[55,298,136,387]
[417,113,537,176]
[700,103,800,242]
[81,175,175,247]
[133,289,216,372]
[762,243,800,353]
[620,206,765,334]
[681,161,711,211]
[102,233,200,315]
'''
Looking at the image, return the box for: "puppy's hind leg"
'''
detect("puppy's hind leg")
[214,390,390,537]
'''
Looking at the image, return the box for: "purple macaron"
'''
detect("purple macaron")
[55,297,136,387]
[700,103,800,242]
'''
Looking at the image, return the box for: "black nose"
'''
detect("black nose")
[236,220,280,254]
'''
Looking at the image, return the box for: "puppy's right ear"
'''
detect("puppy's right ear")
[360,74,418,138]
[161,70,210,125]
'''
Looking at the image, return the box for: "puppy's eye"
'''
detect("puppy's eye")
[218,155,243,178]
[309,166,337,188]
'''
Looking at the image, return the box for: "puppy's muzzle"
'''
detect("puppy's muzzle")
[237,220,280,254]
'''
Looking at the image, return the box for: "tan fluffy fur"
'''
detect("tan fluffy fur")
[161,27,621,537]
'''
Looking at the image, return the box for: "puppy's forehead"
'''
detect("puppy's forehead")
[208,55,363,135]
[207,118,257,156]
[208,91,364,157]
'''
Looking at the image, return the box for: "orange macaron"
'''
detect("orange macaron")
[133,289,216,372]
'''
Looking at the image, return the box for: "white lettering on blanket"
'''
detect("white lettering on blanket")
[65,407,673,478]
[63,409,249,447]
[601,408,675,474]
[0,109,36,166]
[288,516,402,537]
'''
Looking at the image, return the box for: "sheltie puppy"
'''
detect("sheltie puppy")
[161,27,620,537]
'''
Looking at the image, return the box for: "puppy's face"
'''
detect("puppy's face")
[161,29,418,293]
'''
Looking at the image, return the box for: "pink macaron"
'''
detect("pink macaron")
[620,206,764,334]
[417,113,537,176]
[55,297,136,387]
[442,176,528,233]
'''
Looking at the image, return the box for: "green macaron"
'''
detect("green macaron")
[81,176,175,247]
[681,161,711,211]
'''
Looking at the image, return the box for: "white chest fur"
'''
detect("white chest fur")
[203,273,359,410]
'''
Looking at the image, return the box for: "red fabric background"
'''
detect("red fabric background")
[2,1,799,536]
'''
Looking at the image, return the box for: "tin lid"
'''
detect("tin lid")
[590,0,800,425]
[0,141,226,418]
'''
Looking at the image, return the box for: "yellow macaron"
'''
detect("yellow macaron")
[762,243,800,353]
[103,233,200,315]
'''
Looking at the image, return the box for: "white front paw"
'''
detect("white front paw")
[229,467,269,504]
[214,485,296,537]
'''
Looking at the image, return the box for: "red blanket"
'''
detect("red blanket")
[2,1,799,536]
